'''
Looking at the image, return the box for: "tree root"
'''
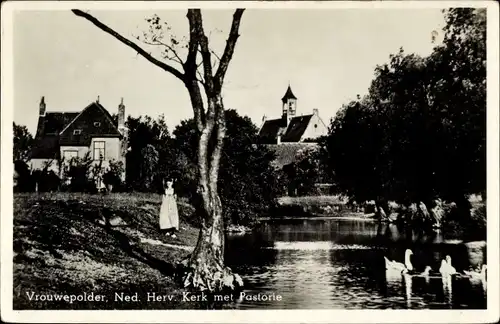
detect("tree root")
[176,257,244,292]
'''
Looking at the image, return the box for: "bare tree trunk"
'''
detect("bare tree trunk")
[181,96,243,291]
[418,201,431,222]
[375,198,389,221]
[72,7,245,292]
[429,199,444,227]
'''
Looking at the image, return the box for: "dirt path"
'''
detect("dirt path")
[139,237,194,251]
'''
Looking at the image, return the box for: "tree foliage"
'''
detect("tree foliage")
[64,153,96,192]
[322,8,486,208]
[13,122,34,162]
[125,114,175,192]
[283,146,323,196]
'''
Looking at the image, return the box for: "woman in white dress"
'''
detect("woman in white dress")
[159,179,179,238]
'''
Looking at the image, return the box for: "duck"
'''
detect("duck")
[439,255,457,276]
[384,249,413,273]
[422,265,433,283]
[407,265,434,279]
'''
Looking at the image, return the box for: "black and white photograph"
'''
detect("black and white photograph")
[1,1,499,323]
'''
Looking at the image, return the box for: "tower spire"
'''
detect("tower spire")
[39,96,46,117]
[281,83,297,126]
[281,84,297,102]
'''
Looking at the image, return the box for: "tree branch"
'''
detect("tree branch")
[185,10,199,74]
[190,10,215,95]
[141,39,184,66]
[72,9,185,81]
[210,49,221,69]
[214,9,245,91]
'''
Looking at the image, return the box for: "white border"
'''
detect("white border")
[1,1,499,323]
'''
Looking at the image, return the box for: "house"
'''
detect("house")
[258,85,328,145]
[29,96,128,182]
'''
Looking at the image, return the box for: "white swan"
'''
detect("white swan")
[445,255,457,274]
[385,249,413,272]
[464,264,487,282]
[439,255,457,275]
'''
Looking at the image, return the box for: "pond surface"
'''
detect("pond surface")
[225,218,487,309]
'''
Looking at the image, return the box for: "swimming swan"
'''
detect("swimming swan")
[385,249,413,273]
[439,255,457,275]
[464,264,487,281]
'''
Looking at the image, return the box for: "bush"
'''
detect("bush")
[31,169,61,192]
[64,154,97,193]
[14,161,34,192]
[441,202,486,240]
[103,160,125,192]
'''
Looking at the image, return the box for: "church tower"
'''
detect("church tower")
[281,85,297,126]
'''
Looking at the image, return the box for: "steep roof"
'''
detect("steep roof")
[59,102,121,146]
[258,114,314,144]
[36,112,79,136]
[281,114,313,142]
[258,118,286,144]
[281,85,297,102]
[31,112,80,159]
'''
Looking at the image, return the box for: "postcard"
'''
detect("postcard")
[1,1,499,323]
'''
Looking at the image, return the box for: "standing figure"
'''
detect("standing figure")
[159,179,179,238]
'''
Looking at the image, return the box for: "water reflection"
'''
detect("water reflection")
[225,219,486,309]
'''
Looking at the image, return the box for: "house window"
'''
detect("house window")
[93,141,105,160]
[314,124,318,128]
[73,129,82,135]
[94,122,101,127]
[63,150,78,161]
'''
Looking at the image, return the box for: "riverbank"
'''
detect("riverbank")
[271,195,486,241]
[13,192,206,310]
[270,195,352,218]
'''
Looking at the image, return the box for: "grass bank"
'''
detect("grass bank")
[13,192,212,310]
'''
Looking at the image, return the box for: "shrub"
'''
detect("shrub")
[64,154,96,193]
[103,160,125,192]
[441,202,486,240]
[14,160,34,192]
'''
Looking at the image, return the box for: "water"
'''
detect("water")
[225,218,487,309]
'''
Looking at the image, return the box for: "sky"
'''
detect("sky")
[13,8,446,136]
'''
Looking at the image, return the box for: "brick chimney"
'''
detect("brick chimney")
[118,98,125,135]
[118,98,127,182]
[39,96,46,116]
